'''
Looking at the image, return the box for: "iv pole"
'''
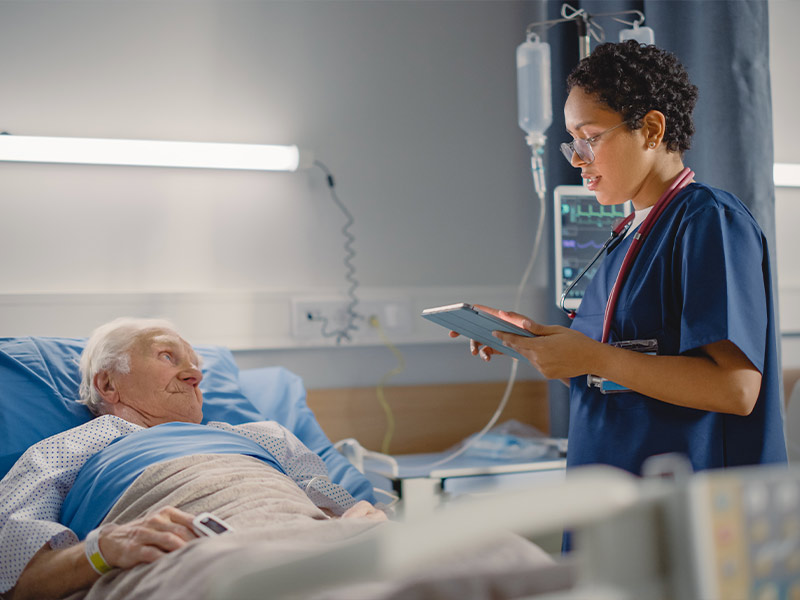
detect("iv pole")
[526,3,648,60]
[518,3,651,438]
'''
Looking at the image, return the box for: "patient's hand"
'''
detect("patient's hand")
[100,506,198,568]
[9,506,198,600]
[341,500,388,522]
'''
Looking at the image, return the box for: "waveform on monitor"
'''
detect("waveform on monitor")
[563,239,604,249]
[562,203,627,226]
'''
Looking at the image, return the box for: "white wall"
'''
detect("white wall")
[0,0,545,387]
[0,0,797,389]
[0,1,544,294]
[770,0,800,367]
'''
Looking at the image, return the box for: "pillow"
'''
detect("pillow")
[194,346,263,425]
[239,368,376,503]
[0,336,261,479]
[0,336,375,503]
[0,337,92,478]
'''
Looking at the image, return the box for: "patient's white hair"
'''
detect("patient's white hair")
[78,316,178,416]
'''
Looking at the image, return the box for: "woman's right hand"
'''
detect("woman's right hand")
[448,304,522,362]
[448,329,503,361]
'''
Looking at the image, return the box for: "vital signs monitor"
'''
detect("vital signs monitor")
[553,185,632,311]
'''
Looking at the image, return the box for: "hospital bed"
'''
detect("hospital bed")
[2,336,799,599]
[207,457,800,600]
[0,335,380,599]
[0,334,571,599]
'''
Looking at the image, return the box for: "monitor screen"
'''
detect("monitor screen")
[553,185,631,311]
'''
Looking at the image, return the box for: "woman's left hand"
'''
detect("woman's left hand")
[490,310,599,380]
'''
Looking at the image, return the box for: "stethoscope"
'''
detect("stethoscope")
[559,167,695,344]
[559,212,635,318]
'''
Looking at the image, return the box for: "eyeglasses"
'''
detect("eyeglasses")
[560,121,630,165]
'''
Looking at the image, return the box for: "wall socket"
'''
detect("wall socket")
[291,297,413,341]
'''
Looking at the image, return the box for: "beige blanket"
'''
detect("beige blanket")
[65,453,567,600]
[66,453,382,600]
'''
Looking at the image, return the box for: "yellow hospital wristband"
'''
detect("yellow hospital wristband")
[84,528,113,575]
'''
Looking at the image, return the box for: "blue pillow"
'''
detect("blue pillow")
[239,368,376,503]
[0,337,92,478]
[0,336,374,502]
[195,346,263,426]
[0,336,260,479]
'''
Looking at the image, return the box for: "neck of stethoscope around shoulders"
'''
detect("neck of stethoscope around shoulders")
[600,167,695,343]
[560,167,695,344]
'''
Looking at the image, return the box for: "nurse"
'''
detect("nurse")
[466,41,787,478]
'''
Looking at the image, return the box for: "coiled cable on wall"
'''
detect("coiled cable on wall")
[311,160,362,344]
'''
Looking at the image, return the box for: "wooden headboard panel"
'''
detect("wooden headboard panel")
[306,370,800,455]
[306,380,549,455]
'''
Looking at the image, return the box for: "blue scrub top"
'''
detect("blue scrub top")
[568,182,787,475]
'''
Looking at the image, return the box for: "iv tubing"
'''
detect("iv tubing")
[424,149,547,468]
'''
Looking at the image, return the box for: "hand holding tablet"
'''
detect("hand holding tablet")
[421,303,535,361]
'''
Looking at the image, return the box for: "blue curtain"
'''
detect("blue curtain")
[537,0,776,437]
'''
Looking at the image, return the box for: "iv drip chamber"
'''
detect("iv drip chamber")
[516,33,552,139]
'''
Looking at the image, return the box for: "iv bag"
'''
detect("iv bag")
[619,25,655,45]
[516,34,552,137]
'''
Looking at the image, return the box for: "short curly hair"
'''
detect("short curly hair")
[566,41,698,153]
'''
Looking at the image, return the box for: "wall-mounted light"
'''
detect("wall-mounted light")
[0,134,311,172]
[775,163,800,188]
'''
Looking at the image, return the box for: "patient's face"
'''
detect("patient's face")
[110,329,204,427]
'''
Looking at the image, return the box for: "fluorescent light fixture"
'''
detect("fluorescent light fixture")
[775,163,800,188]
[0,134,307,172]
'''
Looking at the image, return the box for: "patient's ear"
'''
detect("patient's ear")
[94,371,120,405]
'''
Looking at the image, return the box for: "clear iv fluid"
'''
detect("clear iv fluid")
[619,25,655,45]
[516,35,552,137]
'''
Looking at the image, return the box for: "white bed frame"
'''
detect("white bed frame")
[207,462,800,600]
[207,465,640,599]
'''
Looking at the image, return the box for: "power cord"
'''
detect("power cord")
[326,153,547,471]
[368,315,406,454]
[309,160,362,344]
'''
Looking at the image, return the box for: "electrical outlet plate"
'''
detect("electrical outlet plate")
[291,297,413,341]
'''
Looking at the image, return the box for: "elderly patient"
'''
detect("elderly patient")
[0,318,385,600]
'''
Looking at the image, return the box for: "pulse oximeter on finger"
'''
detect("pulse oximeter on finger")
[192,512,234,537]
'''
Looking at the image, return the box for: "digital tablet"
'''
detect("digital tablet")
[421,303,534,361]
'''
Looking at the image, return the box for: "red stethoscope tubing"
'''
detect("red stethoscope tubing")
[600,167,695,344]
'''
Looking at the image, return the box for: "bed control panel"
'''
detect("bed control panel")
[575,463,800,600]
[679,468,800,600]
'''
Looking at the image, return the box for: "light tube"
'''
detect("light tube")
[775,163,800,188]
[0,134,304,171]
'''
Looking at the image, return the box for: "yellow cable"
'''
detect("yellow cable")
[369,315,406,455]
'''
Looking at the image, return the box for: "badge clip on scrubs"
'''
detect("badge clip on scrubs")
[575,168,695,394]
